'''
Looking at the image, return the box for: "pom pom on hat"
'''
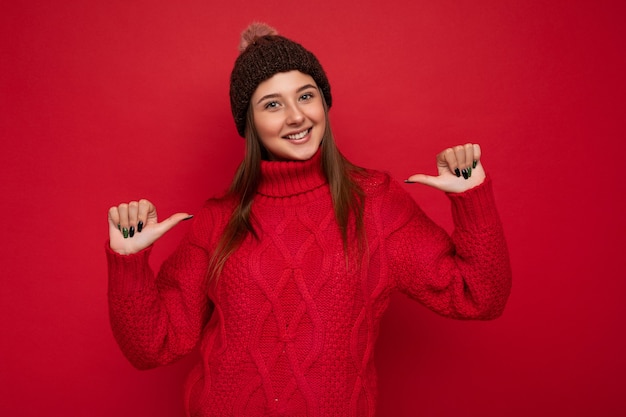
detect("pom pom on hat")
[238,22,278,52]
[229,23,332,137]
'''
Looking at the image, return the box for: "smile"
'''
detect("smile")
[284,128,311,140]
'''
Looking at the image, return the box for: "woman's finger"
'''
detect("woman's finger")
[453,145,470,179]
[464,143,474,166]
[473,143,482,164]
[137,199,153,233]
[128,201,139,238]
[117,203,129,239]
[153,212,194,237]
[463,143,474,178]
[438,147,458,176]
[108,206,120,231]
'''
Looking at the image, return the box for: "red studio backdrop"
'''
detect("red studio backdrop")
[1,1,625,416]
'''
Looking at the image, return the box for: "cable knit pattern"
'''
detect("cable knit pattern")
[107,151,512,417]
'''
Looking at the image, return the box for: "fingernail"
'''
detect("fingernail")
[117,224,121,231]
[468,166,472,178]
[137,221,143,233]
[122,227,129,239]
[129,226,135,238]
[454,168,461,178]
[472,160,477,169]
[461,169,469,179]
[183,215,194,221]
[404,179,416,184]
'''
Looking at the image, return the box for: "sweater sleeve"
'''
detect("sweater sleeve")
[106,209,214,369]
[384,176,512,320]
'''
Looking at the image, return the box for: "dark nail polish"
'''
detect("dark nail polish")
[454,168,461,177]
[117,224,121,231]
[468,166,472,178]
[122,227,129,239]
[129,226,135,238]
[461,169,469,179]
[137,221,143,233]
[183,215,194,221]
[472,160,477,169]
[404,179,416,183]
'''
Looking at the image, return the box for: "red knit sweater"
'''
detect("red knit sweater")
[107,151,511,417]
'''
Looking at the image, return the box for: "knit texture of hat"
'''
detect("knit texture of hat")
[229,23,332,137]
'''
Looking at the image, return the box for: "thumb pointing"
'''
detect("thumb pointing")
[155,213,193,235]
[405,174,440,188]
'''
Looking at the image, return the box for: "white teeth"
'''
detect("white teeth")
[286,129,309,140]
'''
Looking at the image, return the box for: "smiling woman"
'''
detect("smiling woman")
[105,22,511,417]
[251,71,326,161]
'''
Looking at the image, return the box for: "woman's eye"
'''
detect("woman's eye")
[264,101,279,109]
[300,93,313,101]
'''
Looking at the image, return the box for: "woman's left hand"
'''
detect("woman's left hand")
[405,143,486,193]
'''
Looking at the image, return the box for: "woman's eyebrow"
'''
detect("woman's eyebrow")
[296,84,317,92]
[256,84,318,104]
[256,93,280,104]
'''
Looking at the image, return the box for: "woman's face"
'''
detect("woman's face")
[250,70,325,161]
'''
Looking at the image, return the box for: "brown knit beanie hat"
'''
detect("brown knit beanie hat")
[229,22,332,137]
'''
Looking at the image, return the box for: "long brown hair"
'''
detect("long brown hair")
[208,95,366,282]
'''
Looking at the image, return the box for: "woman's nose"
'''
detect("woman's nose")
[285,104,304,125]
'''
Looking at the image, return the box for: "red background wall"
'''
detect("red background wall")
[1,1,624,416]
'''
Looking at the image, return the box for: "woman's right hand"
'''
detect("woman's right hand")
[108,199,192,255]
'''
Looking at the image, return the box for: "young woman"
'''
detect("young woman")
[106,23,511,417]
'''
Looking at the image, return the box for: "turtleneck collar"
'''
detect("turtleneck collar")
[256,149,327,198]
